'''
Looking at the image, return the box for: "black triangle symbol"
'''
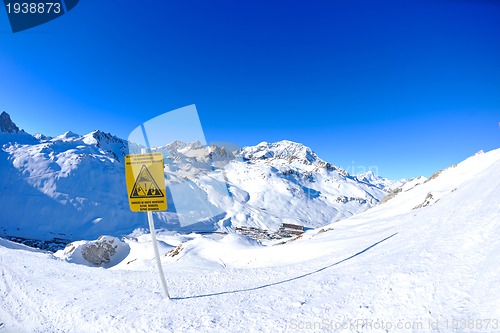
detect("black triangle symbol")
[130,164,164,198]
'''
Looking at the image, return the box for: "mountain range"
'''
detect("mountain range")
[0,111,402,243]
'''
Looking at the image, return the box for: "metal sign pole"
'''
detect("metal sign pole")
[147,210,171,299]
[140,147,170,299]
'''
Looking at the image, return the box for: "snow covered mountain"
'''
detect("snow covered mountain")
[355,170,403,190]
[0,111,21,134]
[0,112,395,242]
[0,124,140,242]
[221,141,391,230]
[0,139,498,332]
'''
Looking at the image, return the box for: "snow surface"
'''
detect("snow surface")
[1,148,499,332]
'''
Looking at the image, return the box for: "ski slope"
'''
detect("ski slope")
[1,148,499,332]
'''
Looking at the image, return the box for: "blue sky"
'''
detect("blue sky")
[0,0,499,179]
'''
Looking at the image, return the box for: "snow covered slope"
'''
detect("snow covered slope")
[0,147,498,332]
[0,125,144,241]
[0,113,393,241]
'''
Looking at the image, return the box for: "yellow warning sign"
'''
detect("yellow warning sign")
[125,152,167,212]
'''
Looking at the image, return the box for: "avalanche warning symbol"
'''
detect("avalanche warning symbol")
[130,165,164,198]
[125,152,167,212]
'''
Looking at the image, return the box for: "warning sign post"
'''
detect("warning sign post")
[125,152,167,212]
[125,150,170,299]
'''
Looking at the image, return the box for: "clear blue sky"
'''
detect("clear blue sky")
[0,0,499,179]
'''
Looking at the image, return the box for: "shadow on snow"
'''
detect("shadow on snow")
[172,232,398,300]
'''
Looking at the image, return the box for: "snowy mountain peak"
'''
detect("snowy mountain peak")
[241,140,320,165]
[356,170,377,182]
[240,140,347,175]
[0,111,21,134]
[83,130,126,147]
[153,140,204,156]
[175,140,203,153]
[163,140,189,153]
[53,131,80,141]
[355,170,404,191]
[80,130,128,161]
[33,133,52,141]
